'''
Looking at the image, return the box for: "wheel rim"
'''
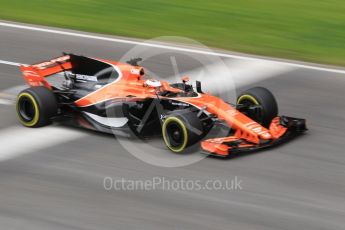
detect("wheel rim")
[166,123,184,147]
[237,94,259,106]
[162,117,188,152]
[18,96,36,122]
[16,93,39,126]
[237,95,263,124]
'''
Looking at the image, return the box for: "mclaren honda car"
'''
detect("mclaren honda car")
[16,54,307,157]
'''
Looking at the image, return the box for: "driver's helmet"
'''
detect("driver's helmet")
[144,79,162,88]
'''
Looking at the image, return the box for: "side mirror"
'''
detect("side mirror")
[196,81,203,93]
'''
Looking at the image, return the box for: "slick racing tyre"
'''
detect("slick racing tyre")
[162,111,204,153]
[16,86,58,128]
[237,87,278,128]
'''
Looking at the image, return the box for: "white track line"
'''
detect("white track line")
[0,85,30,106]
[0,98,12,105]
[196,59,296,93]
[1,21,345,74]
[1,85,27,96]
[163,58,296,104]
[0,126,86,161]
[223,59,296,88]
[0,60,21,66]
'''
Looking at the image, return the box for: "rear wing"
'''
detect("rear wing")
[20,55,72,89]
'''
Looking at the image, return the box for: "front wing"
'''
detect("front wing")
[201,116,307,158]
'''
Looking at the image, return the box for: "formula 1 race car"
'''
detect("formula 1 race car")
[16,54,307,157]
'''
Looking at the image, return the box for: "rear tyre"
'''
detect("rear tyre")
[16,86,58,127]
[237,87,278,128]
[162,111,204,153]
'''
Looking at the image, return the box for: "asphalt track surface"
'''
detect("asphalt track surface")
[0,22,345,230]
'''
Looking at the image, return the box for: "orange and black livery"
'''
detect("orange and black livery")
[16,54,307,157]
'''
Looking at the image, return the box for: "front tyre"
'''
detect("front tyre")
[237,87,278,128]
[162,112,204,153]
[16,86,58,127]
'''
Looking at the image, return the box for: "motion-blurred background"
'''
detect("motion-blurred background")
[1,1,345,230]
[1,0,344,65]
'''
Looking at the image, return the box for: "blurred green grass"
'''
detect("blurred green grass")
[1,0,344,66]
